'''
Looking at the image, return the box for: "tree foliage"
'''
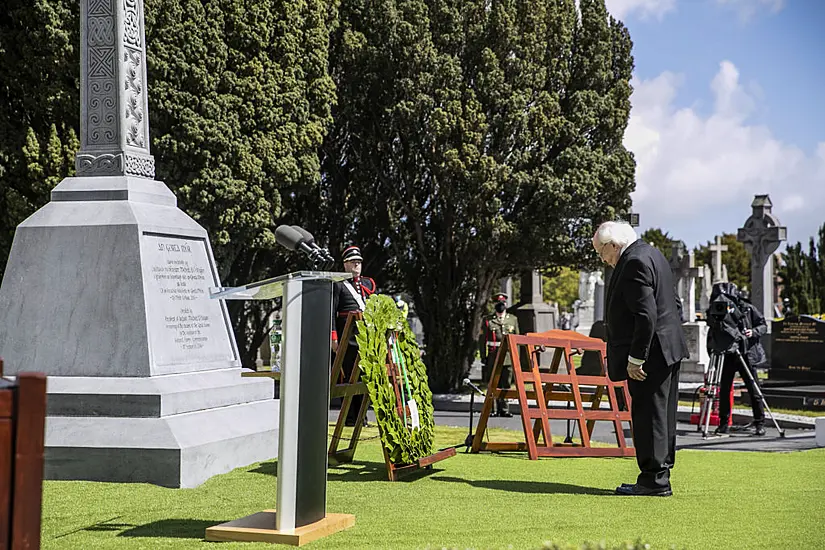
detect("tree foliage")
[0,0,79,277]
[694,233,750,291]
[778,223,825,314]
[543,267,580,310]
[324,0,636,390]
[0,1,336,368]
[144,0,336,365]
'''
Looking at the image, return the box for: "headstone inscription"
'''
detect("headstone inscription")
[770,315,825,382]
[0,0,278,488]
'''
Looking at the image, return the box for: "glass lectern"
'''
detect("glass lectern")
[205,271,355,544]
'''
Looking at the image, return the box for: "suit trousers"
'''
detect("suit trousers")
[627,360,681,489]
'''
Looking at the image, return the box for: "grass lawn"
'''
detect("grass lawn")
[42,425,825,550]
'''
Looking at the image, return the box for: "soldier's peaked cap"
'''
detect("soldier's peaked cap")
[492,293,507,302]
[342,245,363,262]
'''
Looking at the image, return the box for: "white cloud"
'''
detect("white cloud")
[606,0,676,20]
[715,0,785,22]
[626,61,825,248]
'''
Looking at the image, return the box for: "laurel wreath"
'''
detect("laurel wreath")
[355,294,435,464]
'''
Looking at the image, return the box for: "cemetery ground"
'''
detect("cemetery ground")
[41,425,824,550]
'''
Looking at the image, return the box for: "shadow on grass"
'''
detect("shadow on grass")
[433,476,615,495]
[252,458,445,483]
[118,519,226,539]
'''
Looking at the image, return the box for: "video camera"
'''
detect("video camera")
[706,282,747,354]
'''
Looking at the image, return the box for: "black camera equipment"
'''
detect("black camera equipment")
[698,283,784,438]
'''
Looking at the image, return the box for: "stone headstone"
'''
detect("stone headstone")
[770,315,825,382]
[514,269,557,366]
[575,270,601,335]
[709,235,728,284]
[680,322,710,383]
[738,194,787,329]
[0,0,277,488]
[699,264,713,314]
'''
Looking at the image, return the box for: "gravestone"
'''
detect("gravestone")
[737,195,786,328]
[769,315,825,382]
[0,0,277,488]
[709,235,728,284]
[669,241,709,381]
[574,270,601,335]
[699,264,713,314]
[514,270,557,334]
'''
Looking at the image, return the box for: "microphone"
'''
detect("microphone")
[275,224,334,270]
[275,225,304,251]
[463,378,485,396]
[291,225,316,247]
[291,225,335,268]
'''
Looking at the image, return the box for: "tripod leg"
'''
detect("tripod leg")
[702,353,725,438]
[734,351,785,437]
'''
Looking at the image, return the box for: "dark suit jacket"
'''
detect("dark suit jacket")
[605,240,689,382]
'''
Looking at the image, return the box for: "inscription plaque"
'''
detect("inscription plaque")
[770,315,825,382]
[141,233,236,368]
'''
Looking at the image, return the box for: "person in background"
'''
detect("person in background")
[331,245,376,426]
[479,293,520,417]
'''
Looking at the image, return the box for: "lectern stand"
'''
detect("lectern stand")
[205,271,356,546]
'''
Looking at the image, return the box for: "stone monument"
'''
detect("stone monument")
[738,195,787,330]
[668,242,709,382]
[709,235,729,284]
[574,270,601,335]
[0,0,278,488]
[514,269,558,334]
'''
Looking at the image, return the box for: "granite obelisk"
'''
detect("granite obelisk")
[0,0,278,488]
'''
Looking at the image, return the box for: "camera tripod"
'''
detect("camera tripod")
[698,348,785,439]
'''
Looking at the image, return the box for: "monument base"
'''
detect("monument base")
[41,370,278,488]
[206,511,355,546]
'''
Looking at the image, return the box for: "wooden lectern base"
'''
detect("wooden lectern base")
[205,511,355,546]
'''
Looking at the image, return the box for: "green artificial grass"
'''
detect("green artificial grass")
[41,425,825,550]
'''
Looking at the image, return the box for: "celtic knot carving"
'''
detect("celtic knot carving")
[124,48,146,149]
[123,0,141,48]
[125,153,155,178]
[88,16,114,46]
[76,153,123,175]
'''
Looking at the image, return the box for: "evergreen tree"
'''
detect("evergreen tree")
[0,0,80,277]
[324,0,636,390]
[0,1,336,367]
[144,0,336,365]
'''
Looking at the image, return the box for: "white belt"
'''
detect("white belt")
[486,341,501,347]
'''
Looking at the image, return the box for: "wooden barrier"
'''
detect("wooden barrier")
[471,331,635,458]
[0,364,47,550]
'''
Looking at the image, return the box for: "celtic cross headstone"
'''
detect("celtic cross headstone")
[737,194,787,324]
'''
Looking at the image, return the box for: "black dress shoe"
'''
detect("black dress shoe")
[615,484,672,497]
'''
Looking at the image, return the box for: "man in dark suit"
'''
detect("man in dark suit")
[593,221,689,497]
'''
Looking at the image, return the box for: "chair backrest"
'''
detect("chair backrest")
[0,366,47,550]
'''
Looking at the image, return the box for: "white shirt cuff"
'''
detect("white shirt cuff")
[628,356,645,366]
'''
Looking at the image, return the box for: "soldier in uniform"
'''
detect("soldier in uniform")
[479,292,520,417]
[332,245,377,426]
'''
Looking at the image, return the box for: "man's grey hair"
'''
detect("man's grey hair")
[594,221,638,248]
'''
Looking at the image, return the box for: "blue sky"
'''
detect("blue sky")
[611,0,825,250]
